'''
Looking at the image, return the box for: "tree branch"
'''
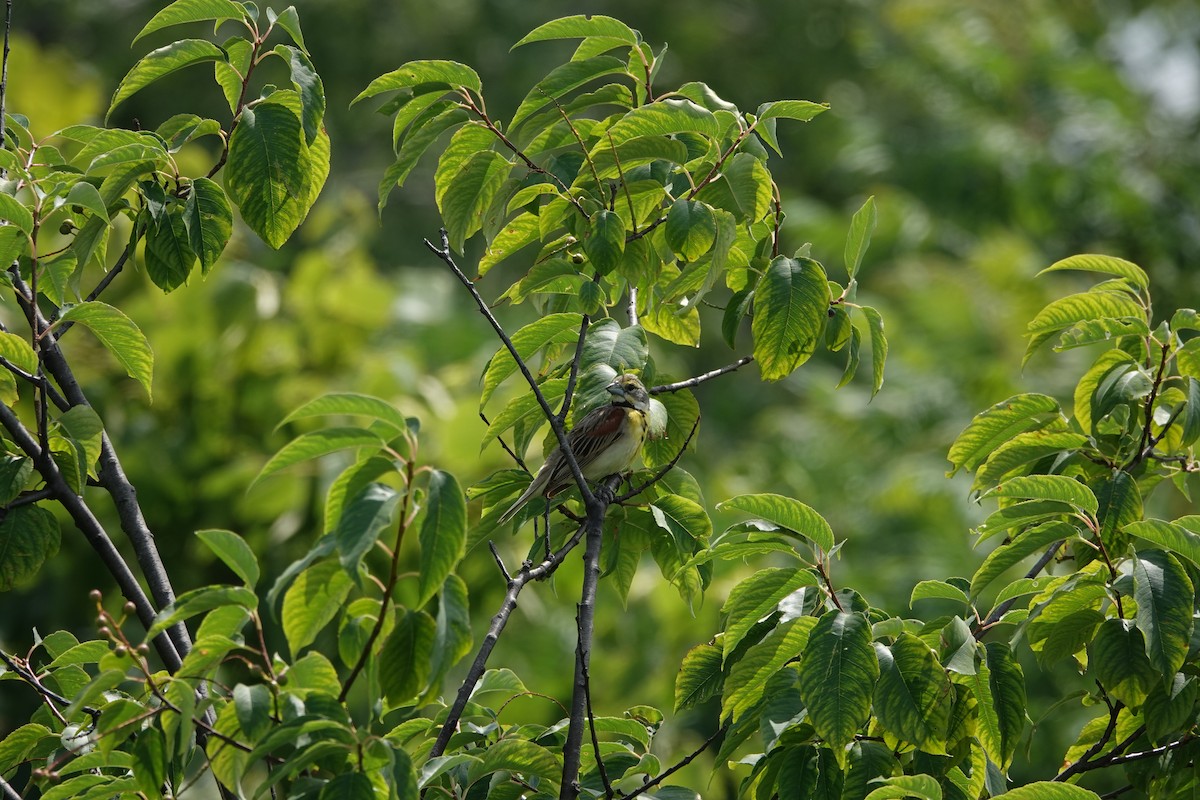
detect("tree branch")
[650,356,754,394]
[973,541,1063,635]
[621,723,729,800]
[615,415,700,503]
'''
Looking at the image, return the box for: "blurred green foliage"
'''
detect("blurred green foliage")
[4,0,1200,790]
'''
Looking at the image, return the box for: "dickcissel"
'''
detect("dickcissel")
[498,373,650,524]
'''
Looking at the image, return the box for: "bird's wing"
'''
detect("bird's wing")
[563,405,628,475]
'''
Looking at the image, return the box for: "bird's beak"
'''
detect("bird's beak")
[606,382,626,399]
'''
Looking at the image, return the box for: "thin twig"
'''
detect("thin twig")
[1055,695,1123,781]
[1131,338,1170,468]
[621,723,730,800]
[480,412,529,474]
[817,554,844,611]
[0,649,101,728]
[559,313,590,426]
[488,541,512,582]
[973,541,1064,635]
[650,356,754,394]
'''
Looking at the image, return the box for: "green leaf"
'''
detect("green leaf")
[720,567,818,660]
[418,470,466,608]
[233,683,272,741]
[480,314,583,408]
[986,475,1098,516]
[0,331,37,374]
[1143,673,1199,745]
[723,616,818,722]
[478,212,539,276]
[510,56,627,130]
[0,192,33,234]
[379,608,437,705]
[225,100,329,248]
[588,135,691,180]
[843,196,876,279]
[859,305,886,398]
[0,505,60,591]
[972,430,1089,492]
[1088,618,1157,708]
[873,633,954,754]
[268,6,306,51]
[274,45,324,145]
[797,611,880,752]
[990,783,1101,800]
[354,60,482,105]
[582,209,625,275]
[466,739,562,787]
[970,520,1076,598]
[145,203,196,291]
[66,180,109,223]
[909,580,970,607]
[108,39,228,118]
[196,529,259,587]
[429,574,472,693]
[282,559,353,656]
[214,36,253,113]
[0,723,53,774]
[580,319,648,375]
[1024,290,1146,364]
[279,392,410,435]
[1127,518,1200,568]
[717,493,835,551]
[698,152,772,222]
[649,493,712,552]
[183,177,233,274]
[133,0,246,43]
[751,256,830,381]
[438,150,512,252]
[674,642,723,712]
[252,427,386,487]
[665,199,717,262]
[146,584,257,638]
[513,15,639,49]
[606,98,720,144]
[337,483,400,582]
[318,774,373,800]
[58,302,154,400]
[1095,470,1141,551]
[481,378,567,452]
[1037,253,1149,291]
[863,774,943,800]
[1133,549,1194,684]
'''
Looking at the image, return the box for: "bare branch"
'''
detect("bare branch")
[973,541,1064,635]
[650,356,754,394]
[621,723,729,800]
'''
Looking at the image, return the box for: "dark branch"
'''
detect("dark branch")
[1054,694,1123,782]
[621,723,729,800]
[974,541,1064,635]
[559,313,590,427]
[583,659,613,798]
[650,356,754,394]
[615,415,701,503]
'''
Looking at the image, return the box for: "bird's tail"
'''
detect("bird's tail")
[497,481,538,525]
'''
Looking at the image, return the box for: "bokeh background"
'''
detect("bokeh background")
[5,0,1200,792]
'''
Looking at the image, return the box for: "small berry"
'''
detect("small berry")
[88,589,102,602]
[123,601,136,614]
[114,644,128,657]
[59,220,76,235]
[136,643,150,655]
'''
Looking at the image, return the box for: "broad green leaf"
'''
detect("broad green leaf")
[580,319,648,375]
[481,377,568,453]
[280,392,410,434]
[378,104,469,209]
[1037,253,1148,291]
[909,580,970,607]
[433,122,494,205]
[1088,618,1157,707]
[1095,470,1140,551]
[1143,673,1199,745]
[214,36,253,112]
[252,427,386,487]
[317,774,373,800]
[863,774,943,800]
[606,98,719,144]
[480,313,583,408]
[133,0,246,43]
[990,784,1101,800]
[1133,549,1194,684]
[233,683,272,741]
[510,56,627,130]
[1127,518,1200,568]
[389,92,453,153]
[379,608,437,705]
[65,180,109,223]
[225,100,329,248]
[1074,350,1134,433]
[643,386,700,468]
[196,528,259,587]
[665,199,717,261]
[0,723,53,774]
[947,393,1062,476]
[274,45,324,144]
[282,559,353,656]
[0,331,37,373]
[0,454,30,506]
[353,60,482,104]
[147,584,257,638]
[513,15,639,49]
[720,567,818,660]
[268,6,306,51]
[797,610,880,753]
[843,195,876,279]
[108,39,228,118]
[429,574,472,693]
[717,493,835,551]
[865,308,888,399]
[751,256,830,381]
[418,470,466,607]
[723,616,817,722]
[0,224,28,268]
[970,520,1077,598]
[337,483,401,581]
[971,641,1025,770]
[467,739,563,787]
[649,493,712,552]
[972,430,1087,492]
[873,633,954,753]
[1054,317,1149,351]
[583,209,625,273]
[0,192,33,234]
[986,475,1098,516]
[1024,290,1145,364]
[145,204,196,291]
[698,152,772,222]
[478,212,539,276]
[674,642,723,712]
[588,135,691,180]
[0,505,60,591]
[183,177,233,274]
[439,150,512,252]
[58,302,154,400]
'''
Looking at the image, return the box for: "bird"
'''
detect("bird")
[497,373,651,524]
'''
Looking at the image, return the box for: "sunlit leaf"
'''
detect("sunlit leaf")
[58,302,154,400]
[108,39,228,118]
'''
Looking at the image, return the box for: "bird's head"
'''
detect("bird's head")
[607,373,650,413]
